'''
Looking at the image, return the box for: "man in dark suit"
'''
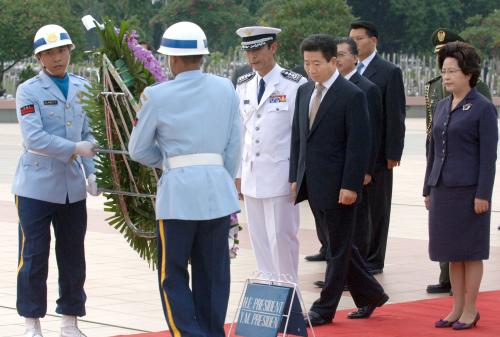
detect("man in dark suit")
[290,34,388,326]
[349,21,406,274]
[337,36,382,260]
[312,37,383,289]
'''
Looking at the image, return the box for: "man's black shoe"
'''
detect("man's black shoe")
[304,310,331,326]
[305,253,326,262]
[347,293,389,319]
[313,280,325,288]
[426,282,451,294]
[313,280,349,291]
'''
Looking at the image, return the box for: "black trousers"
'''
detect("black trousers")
[310,205,385,320]
[311,202,328,256]
[16,195,87,318]
[366,168,393,270]
[353,187,370,260]
[157,216,230,337]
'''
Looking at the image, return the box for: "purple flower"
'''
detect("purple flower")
[126,31,168,83]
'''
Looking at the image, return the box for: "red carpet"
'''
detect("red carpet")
[112,290,500,337]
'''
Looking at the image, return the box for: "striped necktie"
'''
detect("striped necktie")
[309,83,324,129]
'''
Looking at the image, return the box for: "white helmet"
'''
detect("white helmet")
[158,21,209,56]
[33,24,75,55]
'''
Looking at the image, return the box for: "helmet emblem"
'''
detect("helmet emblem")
[47,33,58,43]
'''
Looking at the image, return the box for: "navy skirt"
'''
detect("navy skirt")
[428,184,490,261]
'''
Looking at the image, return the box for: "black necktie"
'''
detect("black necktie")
[257,78,265,104]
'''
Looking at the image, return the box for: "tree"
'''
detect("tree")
[461,9,500,58]
[0,0,84,88]
[152,0,254,53]
[258,0,355,67]
[347,0,464,53]
[67,0,161,50]
[347,0,500,53]
[389,0,463,53]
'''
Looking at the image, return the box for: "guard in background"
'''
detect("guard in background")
[13,24,98,337]
[424,28,492,295]
[128,22,241,337]
[235,26,307,283]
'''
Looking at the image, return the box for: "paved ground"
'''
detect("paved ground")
[1,119,499,336]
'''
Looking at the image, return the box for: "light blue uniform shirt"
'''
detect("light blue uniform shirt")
[128,70,241,220]
[12,71,96,204]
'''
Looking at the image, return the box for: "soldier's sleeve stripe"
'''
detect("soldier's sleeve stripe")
[20,104,35,116]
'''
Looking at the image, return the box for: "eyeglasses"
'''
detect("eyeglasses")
[440,68,462,75]
[336,52,353,58]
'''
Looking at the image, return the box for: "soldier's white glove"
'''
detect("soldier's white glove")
[86,174,100,196]
[74,141,95,158]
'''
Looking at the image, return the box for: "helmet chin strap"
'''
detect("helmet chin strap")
[39,58,68,77]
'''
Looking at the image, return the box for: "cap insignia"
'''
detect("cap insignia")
[437,30,446,43]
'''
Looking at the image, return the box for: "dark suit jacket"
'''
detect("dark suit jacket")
[362,54,406,168]
[423,88,498,200]
[289,74,371,210]
[349,72,382,175]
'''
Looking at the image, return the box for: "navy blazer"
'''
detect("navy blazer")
[289,75,370,209]
[423,88,498,200]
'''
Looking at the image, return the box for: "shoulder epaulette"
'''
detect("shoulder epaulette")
[25,76,41,85]
[237,72,256,85]
[426,75,441,85]
[281,69,303,82]
[69,73,90,84]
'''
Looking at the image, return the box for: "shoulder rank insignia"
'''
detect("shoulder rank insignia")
[426,75,441,85]
[237,72,256,85]
[281,69,302,82]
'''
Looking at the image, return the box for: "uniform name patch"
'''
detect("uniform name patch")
[44,100,58,105]
[20,104,35,116]
[244,99,250,104]
[269,95,287,103]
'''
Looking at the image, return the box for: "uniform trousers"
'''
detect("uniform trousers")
[439,262,450,284]
[157,216,230,337]
[244,195,300,282]
[16,195,87,318]
[366,168,393,270]
[310,205,385,320]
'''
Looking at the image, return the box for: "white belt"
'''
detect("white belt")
[166,153,223,169]
[27,149,49,157]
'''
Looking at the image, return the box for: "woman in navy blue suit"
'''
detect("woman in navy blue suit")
[423,42,498,330]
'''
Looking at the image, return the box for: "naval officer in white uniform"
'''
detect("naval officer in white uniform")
[235,26,307,282]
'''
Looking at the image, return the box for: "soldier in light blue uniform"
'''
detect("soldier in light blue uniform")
[128,22,241,337]
[12,24,97,337]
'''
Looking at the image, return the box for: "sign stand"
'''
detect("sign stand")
[228,275,316,337]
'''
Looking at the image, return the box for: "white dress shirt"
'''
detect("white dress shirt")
[309,69,339,111]
[358,50,377,75]
[344,68,358,80]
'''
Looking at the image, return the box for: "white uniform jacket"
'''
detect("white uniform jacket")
[236,64,306,198]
